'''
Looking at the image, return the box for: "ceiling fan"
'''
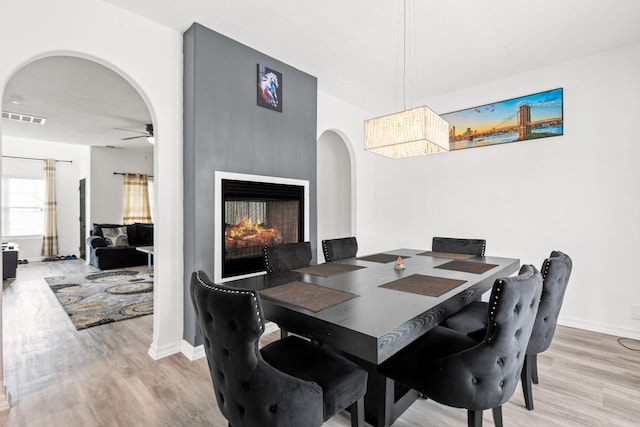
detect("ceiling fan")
[116,123,154,143]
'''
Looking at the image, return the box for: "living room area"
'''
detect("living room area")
[2,136,156,308]
[0,134,163,424]
[2,55,157,330]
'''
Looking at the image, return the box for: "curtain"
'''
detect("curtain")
[122,173,152,224]
[41,159,59,257]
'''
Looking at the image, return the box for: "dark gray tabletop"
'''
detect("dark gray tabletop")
[221,248,519,365]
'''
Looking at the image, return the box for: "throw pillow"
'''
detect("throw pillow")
[92,223,121,238]
[102,226,129,247]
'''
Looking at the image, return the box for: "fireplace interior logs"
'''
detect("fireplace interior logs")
[222,179,304,278]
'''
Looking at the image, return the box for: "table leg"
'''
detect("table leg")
[376,374,393,427]
[342,355,418,427]
[147,253,153,276]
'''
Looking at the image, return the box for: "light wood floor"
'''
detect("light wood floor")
[1,260,639,426]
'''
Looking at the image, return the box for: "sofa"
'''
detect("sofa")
[87,223,153,270]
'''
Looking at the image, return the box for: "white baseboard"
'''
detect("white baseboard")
[264,321,280,335]
[179,322,280,362]
[20,257,45,263]
[147,340,183,360]
[181,340,206,361]
[148,317,638,361]
[558,315,640,340]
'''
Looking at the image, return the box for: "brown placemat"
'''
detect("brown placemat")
[417,251,475,260]
[435,260,498,274]
[294,263,366,277]
[259,281,357,312]
[379,274,466,297]
[358,253,409,263]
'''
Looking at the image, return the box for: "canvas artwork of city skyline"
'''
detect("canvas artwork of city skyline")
[443,88,563,150]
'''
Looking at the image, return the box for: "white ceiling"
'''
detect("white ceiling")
[101,0,640,112]
[2,56,153,151]
[3,0,640,149]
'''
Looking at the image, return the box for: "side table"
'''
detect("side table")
[135,246,154,276]
[3,250,18,280]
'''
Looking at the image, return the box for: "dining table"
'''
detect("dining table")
[220,248,520,427]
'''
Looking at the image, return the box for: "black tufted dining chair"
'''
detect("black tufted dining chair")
[262,241,312,273]
[444,251,572,410]
[190,271,367,427]
[379,264,543,427]
[322,237,358,262]
[432,237,486,256]
[262,242,313,338]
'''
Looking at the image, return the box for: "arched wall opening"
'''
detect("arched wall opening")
[0,1,186,412]
[0,51,162,407]
[317,129,354,257]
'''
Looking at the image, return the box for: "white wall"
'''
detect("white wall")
[89,146,153,225]
[317,130,352,252]
[0,0,184,374]
[317,91,378,255]
[2,136,90,259]
[371,42,640,339]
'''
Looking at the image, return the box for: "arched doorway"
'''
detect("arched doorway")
[317,130,353,255]
[0,54,157,407]
[2,55,155,259]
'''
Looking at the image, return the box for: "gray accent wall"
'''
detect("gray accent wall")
[183,23,318,346]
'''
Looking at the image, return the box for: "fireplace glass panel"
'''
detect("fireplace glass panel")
[224,200,299,260]
[222,179,304,278]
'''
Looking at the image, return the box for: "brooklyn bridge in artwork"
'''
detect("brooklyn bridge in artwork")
[443,87,563,150]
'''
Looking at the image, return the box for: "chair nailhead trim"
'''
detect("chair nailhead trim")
[322,240,331,262]
[195,271,264,330]
[263,246,273,273]
[542,258,551,279]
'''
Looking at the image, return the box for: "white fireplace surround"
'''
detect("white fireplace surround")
[214,171,310,283]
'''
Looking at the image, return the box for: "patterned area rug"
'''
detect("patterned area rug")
[45,268,153,330]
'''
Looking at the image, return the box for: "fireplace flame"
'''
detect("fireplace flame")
[226,217,283,247]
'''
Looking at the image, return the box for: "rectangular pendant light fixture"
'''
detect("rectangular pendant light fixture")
[364,105,449,159]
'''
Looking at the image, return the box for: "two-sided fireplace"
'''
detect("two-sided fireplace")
[220,177,306,279]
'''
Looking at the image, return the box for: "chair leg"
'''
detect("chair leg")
[521,354,535,410]
[492,406,503,427]
[350,397,365,427]
[467,409,483,427]
[531,353,539,384]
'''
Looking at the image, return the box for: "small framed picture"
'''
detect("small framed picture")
[257,64,283,112]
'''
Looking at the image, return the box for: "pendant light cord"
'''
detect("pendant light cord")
[402,0,407,111]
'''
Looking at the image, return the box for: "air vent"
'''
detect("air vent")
[1,111,47,125]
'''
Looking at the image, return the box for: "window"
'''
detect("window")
[2,177,45,237]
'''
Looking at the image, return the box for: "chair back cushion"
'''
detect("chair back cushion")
[190,271,323,427]
[527,251,572,354]
[322,237,358,262]
[432,237,486,256]
[263,242,312,273]
[425,264,542,410]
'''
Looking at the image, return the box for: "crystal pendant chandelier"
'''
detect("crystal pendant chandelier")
[364,0,449,159]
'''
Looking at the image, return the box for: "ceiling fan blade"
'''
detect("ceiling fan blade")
[114,127,148,135]
[121,135,147,140]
